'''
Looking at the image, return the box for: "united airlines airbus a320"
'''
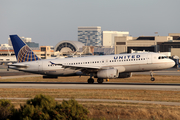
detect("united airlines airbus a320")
[8,35,175,84]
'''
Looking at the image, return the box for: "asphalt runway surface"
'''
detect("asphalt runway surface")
[134,71,180,76]
[0,82,179,91]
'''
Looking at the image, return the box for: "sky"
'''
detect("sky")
[1,0,180,46]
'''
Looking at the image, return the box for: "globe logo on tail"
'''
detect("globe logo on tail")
[17,45,40,62]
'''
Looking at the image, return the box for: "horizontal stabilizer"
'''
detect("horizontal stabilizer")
[8,63,28,68]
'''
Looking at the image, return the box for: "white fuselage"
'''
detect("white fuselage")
[9,52,175,76]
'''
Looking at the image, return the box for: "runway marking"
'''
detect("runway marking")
[0,97,180,106]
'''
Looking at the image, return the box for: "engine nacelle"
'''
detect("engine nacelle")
[118,72,132,78]
[97,69,118,79]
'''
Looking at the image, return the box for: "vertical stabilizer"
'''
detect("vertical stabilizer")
[9,35,40,62]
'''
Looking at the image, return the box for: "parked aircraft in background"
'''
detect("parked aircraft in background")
[8,35,175,83]
[0,56,16,65]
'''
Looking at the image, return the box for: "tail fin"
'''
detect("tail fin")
[9,35,41,62]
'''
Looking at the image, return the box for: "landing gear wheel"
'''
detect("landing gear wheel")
[97,78,104,84]
[150,71,155,81]
[151,77,155,81]
[87,78,94,84]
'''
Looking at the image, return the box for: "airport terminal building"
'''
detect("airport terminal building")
[78,26,102,46]
[102,31,129,47]
[54,40,84,56]
[1,29,180,64]
[114,33,180,57]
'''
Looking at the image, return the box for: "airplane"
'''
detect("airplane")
[8,35,175,84]
[0,56,16,65]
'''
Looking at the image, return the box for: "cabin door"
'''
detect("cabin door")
[38,61,43,71]
[147,54,152,64]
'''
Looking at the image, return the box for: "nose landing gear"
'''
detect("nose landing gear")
[150,71,155,81]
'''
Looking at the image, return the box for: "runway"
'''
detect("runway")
[134,70,180,76]
[0,82,180,91]
[0,67,180,91]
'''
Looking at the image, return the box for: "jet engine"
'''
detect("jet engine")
[97,69,118,79]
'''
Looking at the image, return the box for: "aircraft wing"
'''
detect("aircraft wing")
[59,64,101,73]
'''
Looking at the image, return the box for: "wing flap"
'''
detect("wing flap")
[60,64,100,70]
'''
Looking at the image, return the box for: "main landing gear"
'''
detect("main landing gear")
[87,74,94,84]
[87,78,94,84]
[87,78,104,84]
[150,71,155,81]
[87,74,104,84]
[97,78,104,84]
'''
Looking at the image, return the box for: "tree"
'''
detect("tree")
[56,99,89,120]
[12,94,63,120]
[11,94,89,120]
[0,99,15,120]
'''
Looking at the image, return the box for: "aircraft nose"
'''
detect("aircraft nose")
[169,59,175,67]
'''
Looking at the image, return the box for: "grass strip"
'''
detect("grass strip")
[6,99,180,120]
[0,88,180,102]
